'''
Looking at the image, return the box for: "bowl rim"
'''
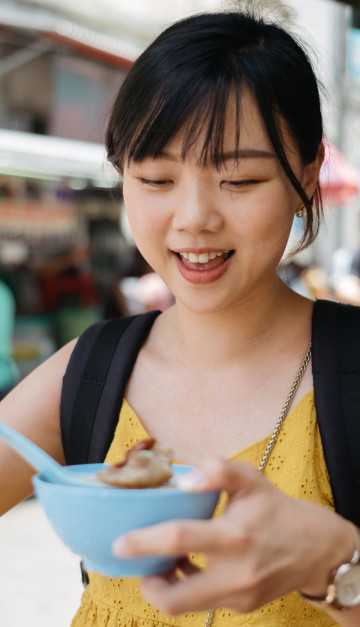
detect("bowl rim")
[31,463,219,498]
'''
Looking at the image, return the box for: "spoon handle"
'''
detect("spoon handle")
[0,422,63,480]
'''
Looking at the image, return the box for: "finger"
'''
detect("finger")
[140,564,244,615]
[113,518,224,557]
[140,573,211,614]
[113,461,266,558]
[177,457,264,497]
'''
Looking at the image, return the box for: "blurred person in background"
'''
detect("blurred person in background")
[0,278,19,400]
[330,247,360,305]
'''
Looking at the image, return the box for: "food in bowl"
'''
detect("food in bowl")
[97,439,173,488]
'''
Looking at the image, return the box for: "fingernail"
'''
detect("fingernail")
[176,469,208,492]
[112,537,129,556]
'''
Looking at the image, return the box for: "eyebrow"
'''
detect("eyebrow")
[158,148,276,162]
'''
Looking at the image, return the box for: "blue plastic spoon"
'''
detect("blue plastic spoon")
[0,422,108,487]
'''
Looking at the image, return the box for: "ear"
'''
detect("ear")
[302,141,325,199]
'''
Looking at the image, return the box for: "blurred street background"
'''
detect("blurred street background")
[2,0,360,624]
[0,497,83,626]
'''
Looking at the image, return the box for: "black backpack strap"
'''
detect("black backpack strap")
[312,299,360,525]
[61,310,161,465]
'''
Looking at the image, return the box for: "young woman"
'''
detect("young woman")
[1,9,360,627]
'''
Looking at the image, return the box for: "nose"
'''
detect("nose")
[172,177,223,234]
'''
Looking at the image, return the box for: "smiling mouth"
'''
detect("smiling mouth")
[176,250,234,270]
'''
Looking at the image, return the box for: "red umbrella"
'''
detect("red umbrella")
[319,141,359,205]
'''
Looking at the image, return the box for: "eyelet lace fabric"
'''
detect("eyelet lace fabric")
[71,392,339,627]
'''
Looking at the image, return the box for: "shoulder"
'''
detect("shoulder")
[312,299,360,379]
[312,299,360,335]
[0,338,79,459]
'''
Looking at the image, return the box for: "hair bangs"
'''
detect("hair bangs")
[125,67,244,170]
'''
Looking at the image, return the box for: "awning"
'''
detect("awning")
[319,141,359,206]
[0,1,141,69]
[0,128,119,186]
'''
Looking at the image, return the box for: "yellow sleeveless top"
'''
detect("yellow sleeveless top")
[71,390,339,626]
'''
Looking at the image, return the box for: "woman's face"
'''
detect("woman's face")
[122,90,321,314]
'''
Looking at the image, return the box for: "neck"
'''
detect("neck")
[160,279,312,367]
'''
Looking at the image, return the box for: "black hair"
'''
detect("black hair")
[106,10,324,250]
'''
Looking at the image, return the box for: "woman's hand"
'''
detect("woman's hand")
[113,458,355,616]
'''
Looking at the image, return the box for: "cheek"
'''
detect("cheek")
[123,196,152,244]
[124,186,167,239]
[126,211,165,253]
[234,188,296,258]
[123,203,166,273]
[242,199,294,239]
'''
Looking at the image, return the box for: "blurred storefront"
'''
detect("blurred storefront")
[0,0,143,377]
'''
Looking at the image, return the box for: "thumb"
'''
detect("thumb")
[176,457,262,497]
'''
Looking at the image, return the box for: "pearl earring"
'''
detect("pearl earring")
[296,205,306,218]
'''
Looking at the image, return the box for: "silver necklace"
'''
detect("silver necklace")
[204,342,312,627]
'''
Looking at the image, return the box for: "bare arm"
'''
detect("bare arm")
[0,339,76,515]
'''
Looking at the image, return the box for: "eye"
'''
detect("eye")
[139,178,171,187]
[225,179,261,188]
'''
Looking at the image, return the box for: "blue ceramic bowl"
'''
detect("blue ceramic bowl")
[32,463,219,577]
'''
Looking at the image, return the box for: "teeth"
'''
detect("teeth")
[180,251,228,263]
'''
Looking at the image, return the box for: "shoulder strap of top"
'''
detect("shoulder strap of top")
[60,310,161,465]
[312,299,360,525]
